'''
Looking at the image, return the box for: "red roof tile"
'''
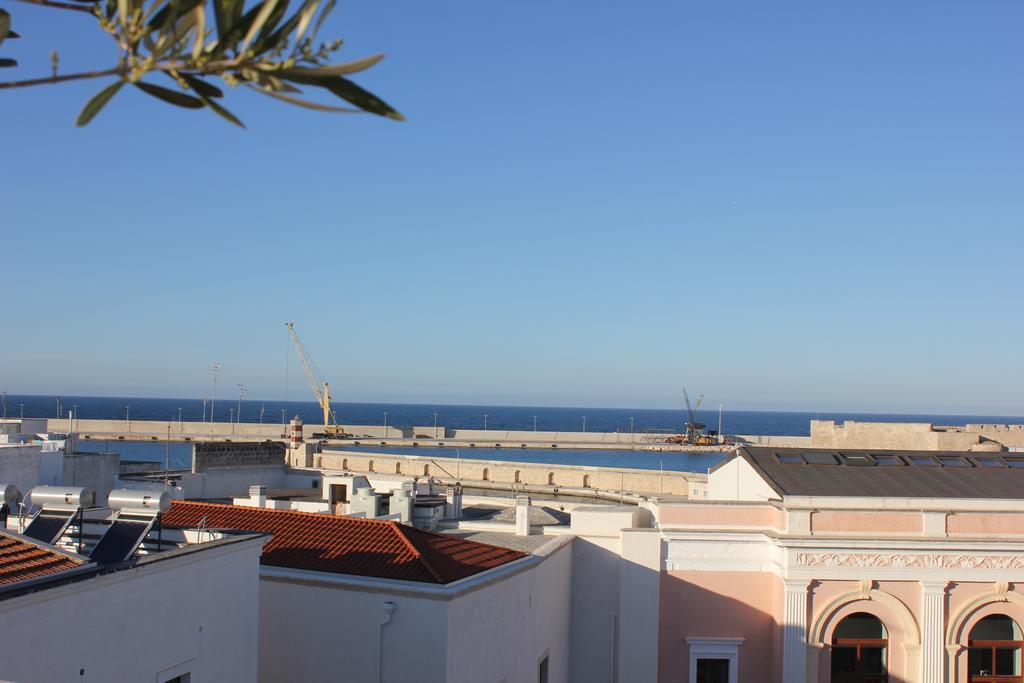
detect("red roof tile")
[0,531,85,586]
[162,502,527,584]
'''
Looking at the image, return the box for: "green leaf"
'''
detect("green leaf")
[0,10,10,49]
[253,87,361,113]
[285,53,384,77]
[310,0,333,40]
[238,0,280,55]
[196,91,245,127]
[147,0,203,30]
[134,81,204,108]
[250,0,291,54]
[280,71,403,120]
[182,73,224,99]
[0,58,17,68]
[76,80,126,126]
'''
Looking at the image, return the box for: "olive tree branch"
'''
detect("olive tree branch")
[7,0,96,14]
[0,67,122,88]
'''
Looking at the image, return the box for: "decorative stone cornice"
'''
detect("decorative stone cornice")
[797,551,1024,570]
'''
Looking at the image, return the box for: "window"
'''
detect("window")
[907,454,938,466]
[831,612,887,683]
[969,614,1022,682]
[938,456,971,467]
[975,457,1008,468]
[538,655,549,683]
[775,452,804,464]
[870,454,904,466]
[696,659,729,683]
[840,453,874,466]
[804,452,838,465]
[1004,458,1024,469]
[687,637,743,683]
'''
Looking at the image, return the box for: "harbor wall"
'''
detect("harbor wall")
[809,420,1024,450]
[316,449,707,498]
[55,418,722,450]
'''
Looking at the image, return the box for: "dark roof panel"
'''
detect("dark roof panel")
[740,447,1024,499]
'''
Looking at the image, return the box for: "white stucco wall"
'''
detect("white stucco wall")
[706,456,777,501]
[0,444,43,494]
[258,540,572,683]
[446,538,572,683]
[0,536,265,683]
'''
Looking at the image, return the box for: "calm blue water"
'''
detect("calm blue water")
[5,394,1020,436]
[342,445,726,473]
[9,394,1023,473]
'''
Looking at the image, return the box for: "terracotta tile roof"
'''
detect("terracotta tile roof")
[0,531,85,586]
[162,502,527,584]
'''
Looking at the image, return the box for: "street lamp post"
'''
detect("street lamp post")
[202,399,207,422]
[178,407,182,425]
[125,406,130,433]
[533,415,538,432]
[210,363,220,422]
[19,403,24,418]
[281,409,286,426]
[237,384,245,424]
[483,414,488,431]
[433,413,438,439]
[383,412,388,439]
[72,405,77,433]
[229,408,234,430]
[582,416,587,433]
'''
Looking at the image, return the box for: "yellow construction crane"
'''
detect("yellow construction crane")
[286,322,346,437]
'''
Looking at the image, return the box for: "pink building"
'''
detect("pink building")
[647,447,1024,683]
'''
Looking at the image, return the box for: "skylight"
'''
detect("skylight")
[803,452,838,465]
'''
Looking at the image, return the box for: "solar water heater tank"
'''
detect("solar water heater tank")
[29,486,95,509]
[106,489,171,513]
[0,483,20,506]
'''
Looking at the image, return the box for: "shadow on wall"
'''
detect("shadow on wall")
[655,577,913,683]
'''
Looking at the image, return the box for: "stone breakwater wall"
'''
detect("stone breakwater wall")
[53,418,726,451]
[316,449,708,498]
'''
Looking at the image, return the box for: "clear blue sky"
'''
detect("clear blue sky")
[2,1,1022,414]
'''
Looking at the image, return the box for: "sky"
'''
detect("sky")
[1,1,1022,414]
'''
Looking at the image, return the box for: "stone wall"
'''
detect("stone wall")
[192,441,286,473]
[809,420,999,451]
[317,449,707,498]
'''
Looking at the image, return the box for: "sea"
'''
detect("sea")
[5,394,1021,473]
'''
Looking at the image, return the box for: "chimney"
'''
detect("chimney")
[392,488,414,524]
[250,485,267,508]
[350,486,380,518]
[515,495,532,536]
[446,485,463,519]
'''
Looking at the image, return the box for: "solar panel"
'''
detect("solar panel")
[22,509,76,545]
[89,512,159,565]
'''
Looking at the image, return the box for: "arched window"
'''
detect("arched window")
[514,470,521,483]
[547,472,555,486]
[969,614,1023,682]
[368,460,374,472]
[831,612,887,683]
[423,464,430,476]
[482,468,489,481]
[395,463,402,474]
[582,474,590,488]
[342,458,348,470]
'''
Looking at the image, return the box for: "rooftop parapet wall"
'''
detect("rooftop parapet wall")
[317,449,707,497]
